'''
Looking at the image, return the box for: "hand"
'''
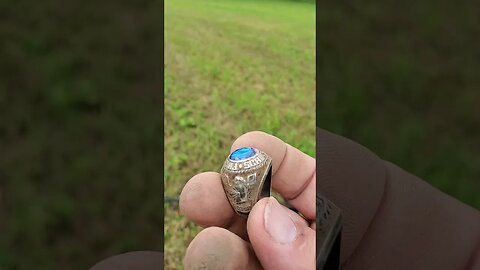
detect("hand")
[181,129,480,270]
[316,128,480,269]
[90,129,480,269]
[180,131,316,270]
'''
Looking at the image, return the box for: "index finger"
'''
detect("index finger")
[232,131,316,220]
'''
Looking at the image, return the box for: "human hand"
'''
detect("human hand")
[181,129,480,270]
[316,128,480,269]
[90,129,479,270]
[180,131,316,270]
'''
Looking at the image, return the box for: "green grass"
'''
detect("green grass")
[164,0,316,268]
[318,0,480,210]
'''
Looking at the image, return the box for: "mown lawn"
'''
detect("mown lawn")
[164,0,316,268]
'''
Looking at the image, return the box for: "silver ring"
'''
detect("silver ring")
[317,194,342,269]
[220,147,272,217]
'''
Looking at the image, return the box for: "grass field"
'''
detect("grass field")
[164,0,316,268]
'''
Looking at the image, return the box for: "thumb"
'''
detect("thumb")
[247,197,315,270]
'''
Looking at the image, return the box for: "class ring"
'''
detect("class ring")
[220,147,272,217]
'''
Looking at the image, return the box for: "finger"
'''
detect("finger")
[317,128,480,269]
[180,172,233,227]
[232,131,316,220]
[317,128,387,262]
[344,161,480,269]
[184,227,262,270]
[179,172,247,238]
[90,251,163,270]
[247,197,315,270]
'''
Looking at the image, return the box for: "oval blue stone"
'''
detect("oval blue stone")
[229,147,256,161]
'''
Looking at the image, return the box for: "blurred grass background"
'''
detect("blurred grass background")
[164,0,315,268]
[318,0,480,209]
[0,1,163,269]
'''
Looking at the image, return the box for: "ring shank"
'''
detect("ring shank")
[260,164,272,199]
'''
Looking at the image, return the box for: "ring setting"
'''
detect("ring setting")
[220,147,272,217]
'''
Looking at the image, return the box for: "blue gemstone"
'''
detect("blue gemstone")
[229,147,256,161]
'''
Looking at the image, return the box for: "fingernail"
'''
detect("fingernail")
[264,197,297,244]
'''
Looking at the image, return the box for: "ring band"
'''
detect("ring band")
[317,194,342,269]
[220,147,272,217]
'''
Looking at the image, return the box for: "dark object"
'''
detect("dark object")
[317,194,342,270]
[165,196,179,203]
[260,164,272,200]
